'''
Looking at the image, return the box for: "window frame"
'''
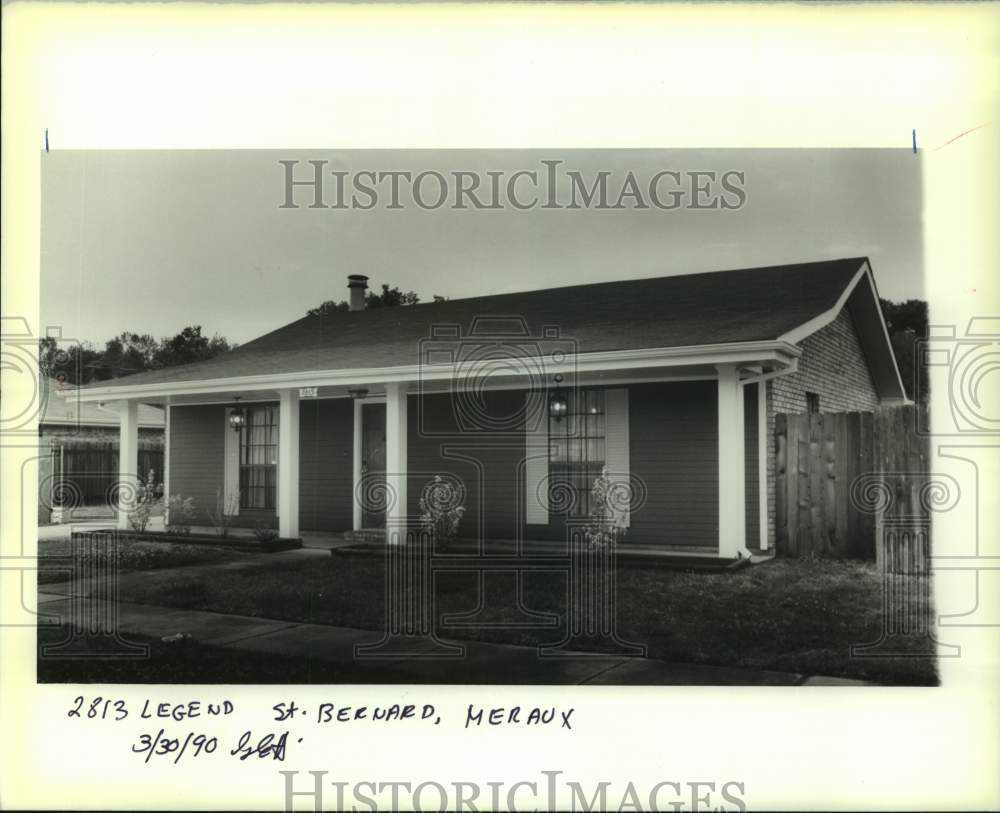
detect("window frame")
[547,388,607,519]
[238,405,278,510]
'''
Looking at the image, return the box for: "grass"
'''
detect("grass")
[37,537,251,584]
[100,552,936,685]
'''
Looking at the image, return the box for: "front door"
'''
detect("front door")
[361,403,387,528]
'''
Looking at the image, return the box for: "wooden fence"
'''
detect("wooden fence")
[775,405,929,561]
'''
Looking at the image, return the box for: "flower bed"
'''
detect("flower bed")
[70,529,302,553]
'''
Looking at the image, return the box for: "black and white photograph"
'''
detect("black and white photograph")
[2,4,998,812]
[35,149,934,687]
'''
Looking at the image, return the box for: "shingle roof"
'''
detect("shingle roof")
[82,258,866,390]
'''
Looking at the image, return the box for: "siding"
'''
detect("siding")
[765,305,881,544]
[628,381,718,547]
[299,398,354,532]
[167,381,728,546]
[168,404,225,525]
[407,391,526,540]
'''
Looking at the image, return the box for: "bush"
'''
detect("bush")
[253,523,279,544]
[128,469,163,533]
[419,475,466,542]
[166,494,196,535]
[584,466,628,548]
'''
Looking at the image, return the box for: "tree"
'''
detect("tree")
[39,336,100,385]
[306,283,433,316]
[879,298,928,402]
[101,332,159,376]
[153,326,235,368]
[38,325,237,385]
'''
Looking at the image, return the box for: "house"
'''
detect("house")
[72,258,906,558]
[38,377,165,521]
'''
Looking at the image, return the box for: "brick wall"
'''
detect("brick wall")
[765,305,881,544]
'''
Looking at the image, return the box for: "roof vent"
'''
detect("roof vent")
[347,275,369,311]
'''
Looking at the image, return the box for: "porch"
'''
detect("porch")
[85,351,800,559]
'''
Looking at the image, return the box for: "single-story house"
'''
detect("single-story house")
[72,258,906,559]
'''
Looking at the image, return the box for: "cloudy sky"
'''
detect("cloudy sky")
[42,149,923,346]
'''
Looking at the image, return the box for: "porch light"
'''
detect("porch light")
[348,388,369,400]
[549,375,568,422]
[229,397,246,432]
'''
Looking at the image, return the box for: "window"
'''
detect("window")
[806,392,820,414]
[548,388,606,518]
[239,406,277,509]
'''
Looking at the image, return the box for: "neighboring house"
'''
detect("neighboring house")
[73,258,906,558]
[39,377,164,520]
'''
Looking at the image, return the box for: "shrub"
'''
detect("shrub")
[253,523,279,544]
[584,466,629,548]
[419,475,466,542]
[166,494,196,535]
[128,469,163,533]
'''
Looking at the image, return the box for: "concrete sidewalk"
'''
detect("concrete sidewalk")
[36,586,869,686]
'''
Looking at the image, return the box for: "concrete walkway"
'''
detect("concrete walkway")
[38,569,869,686]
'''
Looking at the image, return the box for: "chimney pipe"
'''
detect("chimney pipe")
[347,274,369,311]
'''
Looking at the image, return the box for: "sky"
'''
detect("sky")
[41,149,923,347]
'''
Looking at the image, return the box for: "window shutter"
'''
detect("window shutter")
[604,388,631,526]
[524,394,549,524]
[223,409,240,516]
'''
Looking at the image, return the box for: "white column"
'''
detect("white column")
[384,382,408,545]
[758,380,769,551]
[717,364,746,558]
[277,389,300,538]
[163,405,171,526]
[352,398,363,531]
[117,400,139,530]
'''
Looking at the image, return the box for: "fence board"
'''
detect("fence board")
[775,414,788,550]
[775,406,925,561]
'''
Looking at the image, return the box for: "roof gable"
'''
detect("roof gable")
[778,261,907,402]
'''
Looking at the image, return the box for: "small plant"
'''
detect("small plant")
[128,469,163,533]
[253,523,279,544]
[584,466,629,548]
[419,475,466,542]
[209,488,240,538]
[166,494,196,535]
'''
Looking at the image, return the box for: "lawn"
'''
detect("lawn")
[37,537,251,584]
[101,552,936,685]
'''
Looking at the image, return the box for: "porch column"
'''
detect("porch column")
[384,382,408,545]
[758,380,769,550]
[116,400,139,530]
[352,398,363,531]
[717,364,746,558]
[277,388,300,539]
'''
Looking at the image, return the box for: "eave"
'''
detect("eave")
[72,340,802,404]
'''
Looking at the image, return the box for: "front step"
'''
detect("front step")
[340,528,386,544]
